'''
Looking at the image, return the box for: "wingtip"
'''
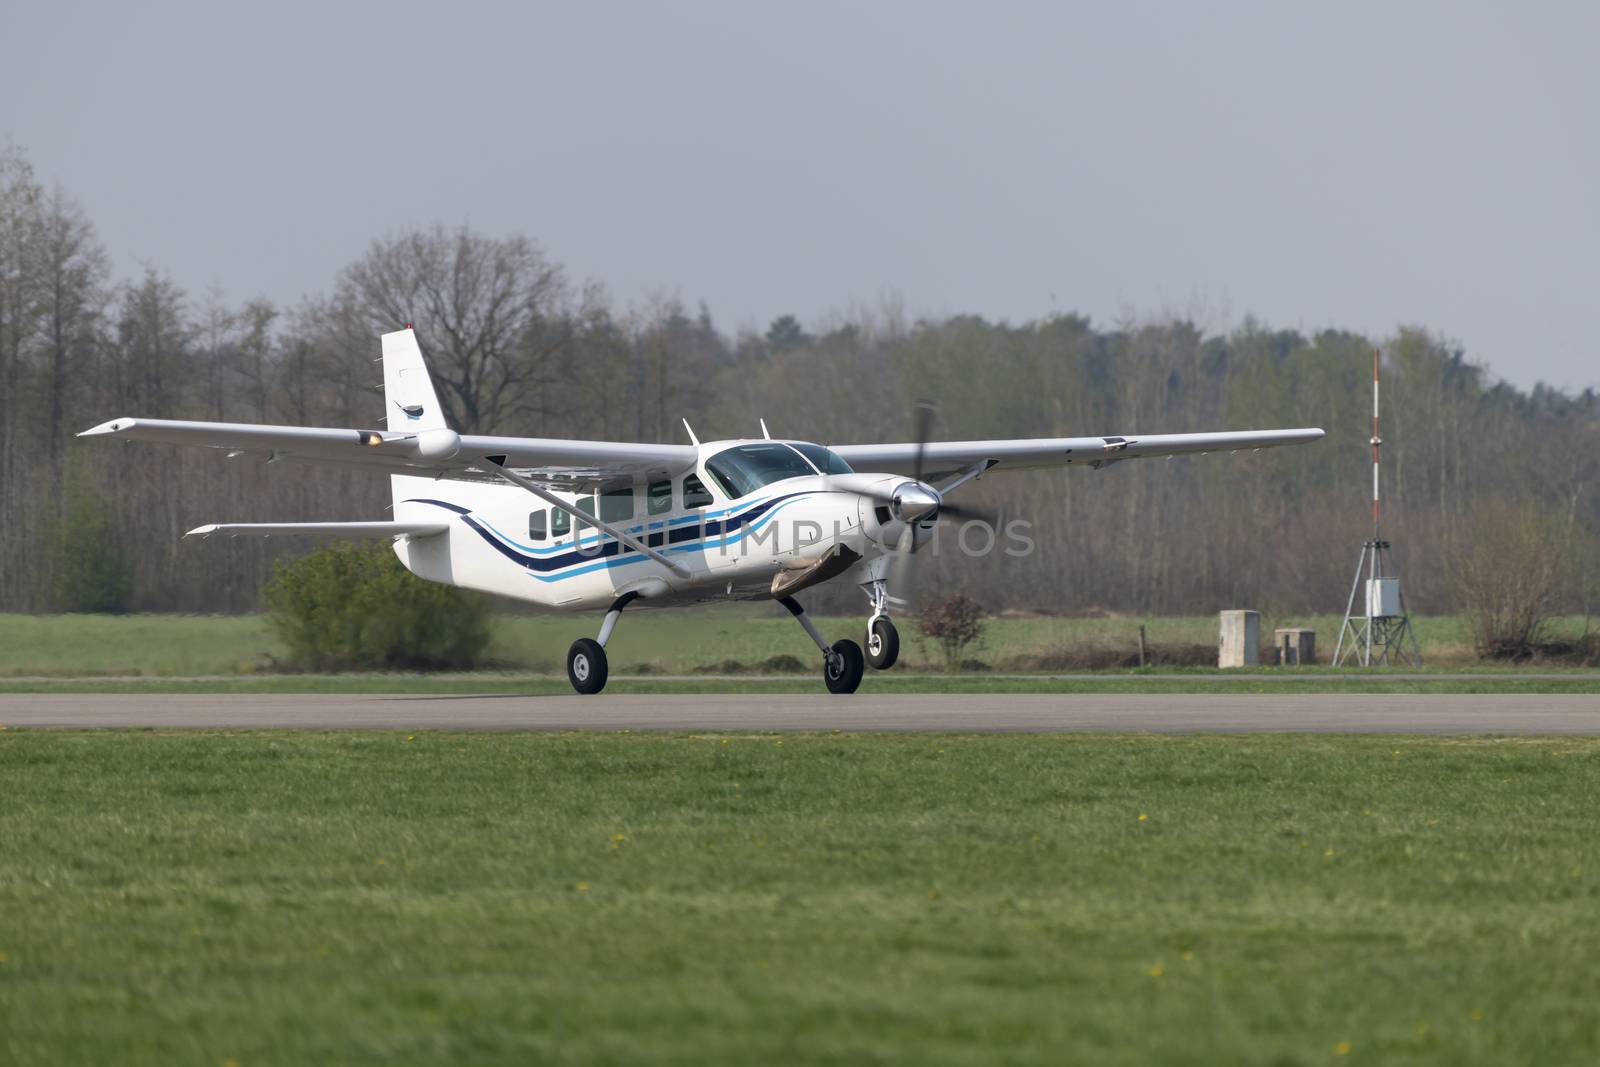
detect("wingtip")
[184,524,219,538]
[78,418,131,437]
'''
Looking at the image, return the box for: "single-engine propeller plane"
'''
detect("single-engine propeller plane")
[81,327,1324,693]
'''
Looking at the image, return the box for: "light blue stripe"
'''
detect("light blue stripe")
[524,496,813,582]
[480,495,775,555]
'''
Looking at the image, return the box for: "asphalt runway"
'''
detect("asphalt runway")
[2,692,1598,733]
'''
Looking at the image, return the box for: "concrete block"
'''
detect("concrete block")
[1274,628,1316,666]
[1219,610,1260,668]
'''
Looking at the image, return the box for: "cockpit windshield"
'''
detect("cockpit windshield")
[790,442,854,476]
[704,442,851,499]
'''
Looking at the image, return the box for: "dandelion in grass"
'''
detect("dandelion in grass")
[1324,848,1335,858]
[1147,963,1164,977]
[1334,1040,1351,1056]
[1471,1008,1484,1021]
[576,881,591,892]
[1138,813,1148,823]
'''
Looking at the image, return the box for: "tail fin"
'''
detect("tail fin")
[382,327,449,432]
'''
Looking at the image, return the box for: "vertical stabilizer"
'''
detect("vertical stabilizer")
[382,328,448,432]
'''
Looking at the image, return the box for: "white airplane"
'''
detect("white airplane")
[81,327,1324,694]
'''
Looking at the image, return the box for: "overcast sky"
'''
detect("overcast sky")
[5,1,1596,391]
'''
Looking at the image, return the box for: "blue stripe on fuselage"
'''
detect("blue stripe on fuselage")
[404,493,818,580]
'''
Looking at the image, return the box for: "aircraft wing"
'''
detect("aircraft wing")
[832,427,1325,478]
[77,417,698,487]
[185,521,449,539]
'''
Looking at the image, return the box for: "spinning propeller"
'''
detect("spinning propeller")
[854,401,995,609]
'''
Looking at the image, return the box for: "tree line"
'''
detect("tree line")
[1,144,1595,618]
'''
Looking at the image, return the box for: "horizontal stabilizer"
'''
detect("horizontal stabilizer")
[184,521,449,539]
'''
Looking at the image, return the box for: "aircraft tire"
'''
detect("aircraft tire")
[567,638,608,695]
[865,617,899,670]
[823,639,865,694]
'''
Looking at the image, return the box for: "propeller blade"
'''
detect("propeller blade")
[934,500,997,524]
[888,520,922,609]
[911,399,935,484]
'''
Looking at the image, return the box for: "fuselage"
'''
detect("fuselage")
[392,439,918,610]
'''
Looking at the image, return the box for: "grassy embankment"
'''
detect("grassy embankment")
[4,610,1596,678]
[2,730,1598,1065]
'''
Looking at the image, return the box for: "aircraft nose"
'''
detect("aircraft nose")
[893,482,941,523]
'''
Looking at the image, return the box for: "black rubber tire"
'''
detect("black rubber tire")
[823,638,865,695]
[567,638,608,695]
[865,617,900,670]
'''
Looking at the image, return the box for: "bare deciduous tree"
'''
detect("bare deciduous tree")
[1450,500,1571,659]
[335,224,569,434]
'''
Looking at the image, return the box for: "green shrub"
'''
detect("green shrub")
[264,542,489,671]
[918,593,987,670]
[48,467,134,614]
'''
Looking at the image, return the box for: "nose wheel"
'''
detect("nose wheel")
[862,578,900,670]
[866,616,899,670]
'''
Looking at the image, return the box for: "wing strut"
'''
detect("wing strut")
[487,461,691,579]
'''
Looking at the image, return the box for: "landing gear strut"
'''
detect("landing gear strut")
[780,595,863,695]
[863,579,899,670]
[566,591,638,695]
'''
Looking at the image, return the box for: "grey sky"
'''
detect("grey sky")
[6,1,1596,391]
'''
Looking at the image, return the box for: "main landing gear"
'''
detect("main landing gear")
[779,595,864,694]
[566,591,637,695]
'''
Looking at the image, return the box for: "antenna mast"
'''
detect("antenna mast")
[1371,347,1381,542]
[1333,349,1420,667]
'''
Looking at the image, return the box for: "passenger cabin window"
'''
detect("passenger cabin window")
[600,485,634,523]
[574,496,596,535]
[529,510,547,541]
[790,442,854,475]
[551,509,571,538]
[647,479,673,515]
[704,442,820,499]
[682,473,714,509]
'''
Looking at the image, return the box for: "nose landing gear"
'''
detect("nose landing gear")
[863,579,900,670]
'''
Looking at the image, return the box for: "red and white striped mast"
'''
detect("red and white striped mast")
[1370,348,1382,543]
[1334,346,1419,666]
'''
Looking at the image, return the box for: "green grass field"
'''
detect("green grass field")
[2,674,1597,695]
[2,731,1598,1065]
[3,610,1595,678]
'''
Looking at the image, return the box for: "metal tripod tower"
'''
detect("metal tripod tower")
[1333,349,1421,667]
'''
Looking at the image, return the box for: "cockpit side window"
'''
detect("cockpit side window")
[682,473,714,509]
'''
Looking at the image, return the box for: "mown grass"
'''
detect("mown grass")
[1,731,1598,1065]
[1,674,1597,695]
[3,610,1595,678]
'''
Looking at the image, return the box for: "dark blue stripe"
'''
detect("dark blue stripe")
[404,494,807,574]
